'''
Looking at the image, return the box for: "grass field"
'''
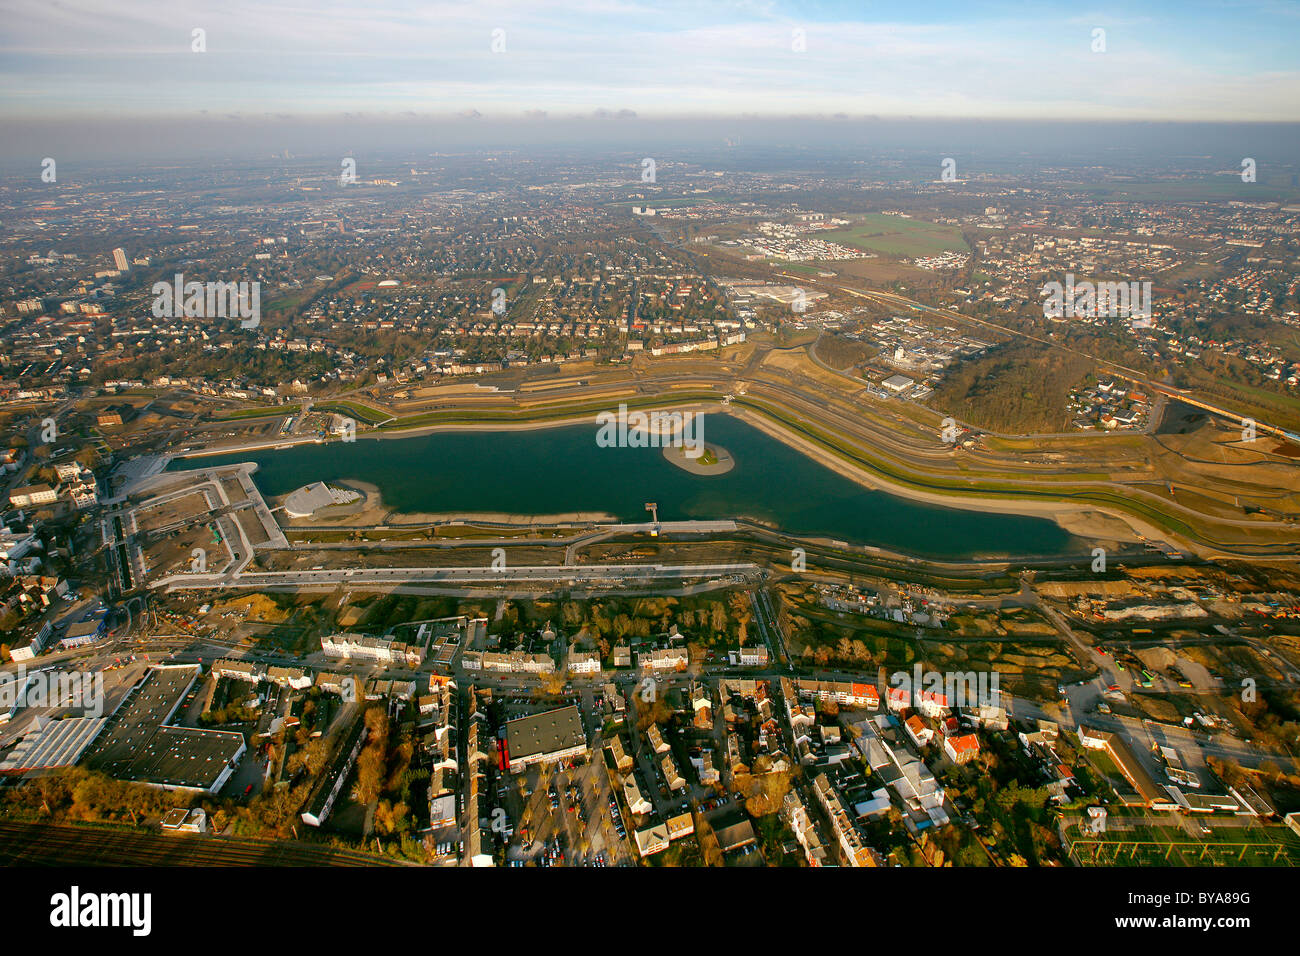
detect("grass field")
[1064,820,1300,866]
[215,404,300,421]
[315,400,390,424]
[820,214,969,258]
[1069,178,1300,204]
[773,261,826,275]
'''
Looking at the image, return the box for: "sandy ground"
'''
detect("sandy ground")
[280,479,616,528]
[273,480,383,527]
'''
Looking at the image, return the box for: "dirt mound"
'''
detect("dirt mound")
[1037,580,1137,599]
[214,594,289,624]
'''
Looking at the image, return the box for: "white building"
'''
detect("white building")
[321,632,423,667]
[9,485,58,508]
[567,648,601,675]
[640,646,688,673]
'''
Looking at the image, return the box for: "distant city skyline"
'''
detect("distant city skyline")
[2,0,1298,123]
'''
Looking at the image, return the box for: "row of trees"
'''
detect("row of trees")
[354,705,419,843]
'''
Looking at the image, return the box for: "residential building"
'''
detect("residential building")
[635,823,670,857]
[301,713,368,827]
[640,646,688,672]
[944,733,980,765]
[904,714,934,748]
[646,723,669,755]
[9,485,58,509]
[568,647,601,675]
[661,752,686,791]
[321,632,424,667]
[622,774,652,815]
[606,735,634,772]
[666,811,695,841]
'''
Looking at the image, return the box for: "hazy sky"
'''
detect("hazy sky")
[2,0,1298,122]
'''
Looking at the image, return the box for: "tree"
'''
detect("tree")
[355,706,391,804]
[540,673,565,696]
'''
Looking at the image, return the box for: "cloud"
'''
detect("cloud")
[0,0,1296,121]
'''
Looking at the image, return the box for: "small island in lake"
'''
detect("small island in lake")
[662,442,735,476]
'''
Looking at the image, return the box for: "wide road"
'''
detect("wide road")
[153,561,759,591]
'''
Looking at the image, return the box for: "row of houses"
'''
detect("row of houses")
[212,657,438,712]
[462,650,555,674]
[812,773,887,867]
[462,685,496,867]
[321,631,425,668]
[299,712,367,827]
[211,658,314,690]
[783,789,829,866]
[421,675,461,838]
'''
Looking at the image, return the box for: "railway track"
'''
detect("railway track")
[0,822,401,867]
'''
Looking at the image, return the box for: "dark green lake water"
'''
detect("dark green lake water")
[179,414,1080,560]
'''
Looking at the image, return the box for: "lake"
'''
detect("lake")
[179,413,1081,560]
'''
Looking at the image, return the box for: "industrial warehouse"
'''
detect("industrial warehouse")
[79,664,246,794]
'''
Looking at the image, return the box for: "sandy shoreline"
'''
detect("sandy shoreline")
[279,479,617,529]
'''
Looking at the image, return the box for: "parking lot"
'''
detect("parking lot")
[491,687,634,867]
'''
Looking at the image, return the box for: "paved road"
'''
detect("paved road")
[152,561,760,591]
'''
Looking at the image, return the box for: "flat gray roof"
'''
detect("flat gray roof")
[506,705,587,761]
[81,665,244,791]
